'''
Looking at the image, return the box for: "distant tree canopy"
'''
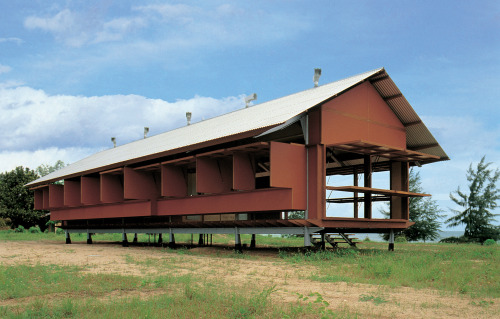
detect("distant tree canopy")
[382,169,443,242]
[447,156,500,243]
[0,161,66,230]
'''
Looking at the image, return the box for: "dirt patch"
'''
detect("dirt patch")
[1,240,498,318]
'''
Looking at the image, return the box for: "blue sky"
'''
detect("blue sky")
[0,1,499,229]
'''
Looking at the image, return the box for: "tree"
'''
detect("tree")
[36,160,66,179]
[447,156,500,242]
[0,166,48,230]
[382,169,443,242]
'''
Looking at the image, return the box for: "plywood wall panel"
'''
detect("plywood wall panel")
[161,165,187,197]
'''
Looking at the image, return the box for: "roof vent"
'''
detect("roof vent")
[144,127,149,139]
[186,112,192,125]
[244,93,257,108]
[313,68,322,87]
[111,137,116,148]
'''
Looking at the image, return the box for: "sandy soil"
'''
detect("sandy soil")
[0,240,498,318]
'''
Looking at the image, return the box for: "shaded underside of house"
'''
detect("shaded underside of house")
[27,68,448,243]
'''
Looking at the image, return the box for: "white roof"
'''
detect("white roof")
[28,67,446,187]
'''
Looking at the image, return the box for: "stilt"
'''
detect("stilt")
[122,232,129,247]
[158,233,162,245]
[235,228,242,253]
[250,234,256,249]
[304,227,312,247]
[87,232,92,245]
[65,231,71,244]
[133,233,138,243]
[168,231,176,248]
[320,233,326,250]
[388,229,395,251]
[198,233,204,245]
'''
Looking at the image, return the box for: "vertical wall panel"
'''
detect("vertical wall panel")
[390,161,409,220]
[270,142,307,210]
[233,153,255,191]
[81,176,100,205]
[161,165,187,197]
[64,179,81,207]
[197,157,232,194]
[124,167,160,200]
[100,174,124,203]
[42,187,49,210]
[49,184,64,209]
[306,144,325,219]
[34,188,44,210]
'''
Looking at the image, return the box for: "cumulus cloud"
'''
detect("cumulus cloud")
[0,83,245,154]
[0,147,97,174]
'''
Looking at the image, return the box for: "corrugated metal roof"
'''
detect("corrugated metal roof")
[27,67,447,187]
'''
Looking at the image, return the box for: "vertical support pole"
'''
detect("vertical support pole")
[304,227,312,247]
[122,232,128,247]
[65,231,71,244]
[320,232,326,250]
[133,233,138,243]
[158,233,162,245]
[168,229,176,248]
[388,229,395,251]
[210,234,213,246]
[198,234,204,245]
[250,234,256,249]
[86,232,92,245]
[353,167,358,219]
[364,155,372,219]
[234,227,242,253]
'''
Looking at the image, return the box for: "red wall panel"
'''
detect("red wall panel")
[233,153,255,191]
[270,142,307,208]
[49,184,64,209]
[161,165,187,197]
[196,157,232,194]
[64,179,81,207]
[100,174,124,203]
[124,167,160,200]
[51,201,151,220]
[157,188,294,215]
[321,82,405,148]
[34,189,44,210]
[81,176,100,205]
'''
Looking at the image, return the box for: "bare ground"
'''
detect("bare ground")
[0,240,498,318]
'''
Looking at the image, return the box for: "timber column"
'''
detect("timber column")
[305,109,326,220]
[390,161,409,220]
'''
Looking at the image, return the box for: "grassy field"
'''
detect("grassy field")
[0,231,498,318]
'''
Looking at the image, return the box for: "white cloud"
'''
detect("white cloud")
[0,64,11,74]
[0,147,98,174]
[23,4,310,49]
[0,37,23,45]
[0,83,245,154]
[24,9,75,33]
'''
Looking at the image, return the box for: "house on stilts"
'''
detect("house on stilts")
[26,67,448,250]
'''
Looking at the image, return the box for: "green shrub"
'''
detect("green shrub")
[363,236,371,242]
[395,236,407,243]
[28,226,41,233]
[14,225,25,233]
[483,239,496,246]
[439,236,476,244]
[56,228,65,235]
